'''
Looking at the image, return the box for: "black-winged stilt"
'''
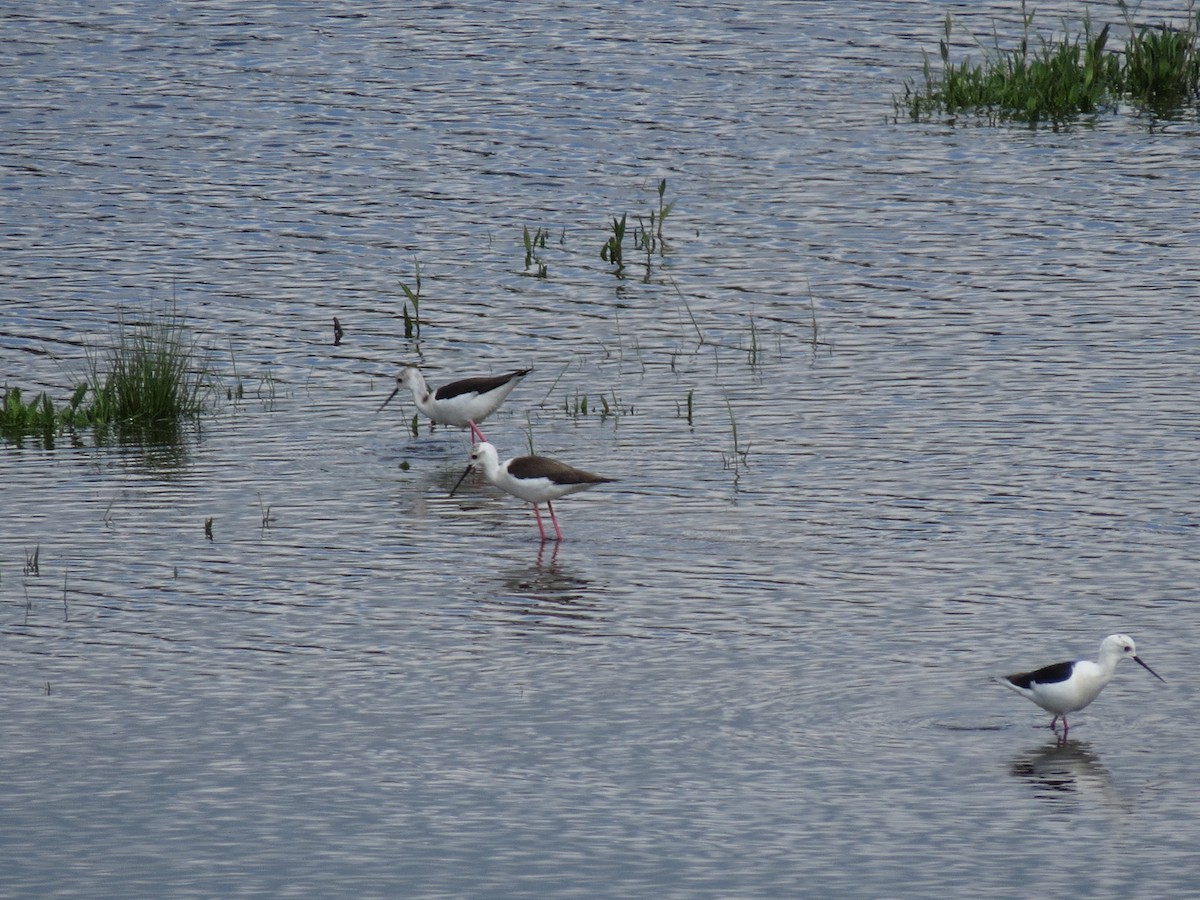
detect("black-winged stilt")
[451,441,615,542]
[379,365,532,442]
[998,633,1164,735]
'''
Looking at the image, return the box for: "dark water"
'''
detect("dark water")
[3,1,1200,896]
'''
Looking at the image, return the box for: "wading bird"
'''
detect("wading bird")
[998,633,1164,735]
[451,441,615,542]
[379,365,532,442]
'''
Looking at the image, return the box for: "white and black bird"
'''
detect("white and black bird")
[379,365,532,441]
[998,633,1164,735]
[451,441,615,542]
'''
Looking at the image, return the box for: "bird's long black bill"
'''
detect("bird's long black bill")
[1135,656,1166,683]
[449,464,474,497]
[377,385,401,413]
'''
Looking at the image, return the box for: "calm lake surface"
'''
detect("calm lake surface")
[3,1,1200,896]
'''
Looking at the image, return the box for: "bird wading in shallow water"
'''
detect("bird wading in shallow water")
[998,633,1164,736]
[378,365,532,442]
[450,441,615,542]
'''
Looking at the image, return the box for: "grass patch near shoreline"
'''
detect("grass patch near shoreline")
[896,2,1200,126]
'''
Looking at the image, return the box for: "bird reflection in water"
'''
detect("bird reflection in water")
[478,543,608,637]
[1008,739,1129,811]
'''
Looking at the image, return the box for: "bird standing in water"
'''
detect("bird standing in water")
[378,365,532,442]
[451,441,615,541]
[998,633,1165,735]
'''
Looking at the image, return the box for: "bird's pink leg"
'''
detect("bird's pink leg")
[1061,715,1069,737]
[547,501,564,542]
[469,420,487,442]
[532,504,548,542]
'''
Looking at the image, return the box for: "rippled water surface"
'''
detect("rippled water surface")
[3,1,1200,896]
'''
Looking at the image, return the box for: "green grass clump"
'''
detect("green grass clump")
[898,6,1120,125]
[1123,8,1200,113]
[1,307,213,447]
[87,311,211,433]
[897,2,1200,125]
[0,385,88,446]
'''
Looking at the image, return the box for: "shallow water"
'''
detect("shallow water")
[3,1,1200,896]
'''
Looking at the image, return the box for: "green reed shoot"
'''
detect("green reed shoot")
[676,389,694,426]
[565,389,632,420]
[632,180,675,281]
[728,400,740,463]
[747,316,761,367]
[722,399,750,472]
[23,543,40,576]
[565,391,589,417]
[401,260,422,339]
[600,214,627,274]
[656,178,674,242]
[722,400,740,471]
[523,225,549,277]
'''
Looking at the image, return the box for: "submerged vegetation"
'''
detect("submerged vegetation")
[1,307,214,447]
[896,1,1200,125]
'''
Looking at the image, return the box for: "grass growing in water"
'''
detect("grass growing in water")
[721,399,750,473]
[523,226,549,278]
[401,260,422,339]
[564,389,633,422]
[23,544,40,576]
[897,5,1119,125]
[601,179,675,280]
[85,309,212,437]
[1121,2,1200,113]
[1,306,214,446]
[897,2,1200,125]
[600,214,627,276]
[677,389,695,426]
[0,385,87,446]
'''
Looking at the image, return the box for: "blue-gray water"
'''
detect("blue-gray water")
[3,1,1199,896]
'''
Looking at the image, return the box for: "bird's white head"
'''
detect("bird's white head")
[450,441,501,498]
[1102,633,1137,659]
[469,441,500,472]
[378,365,426,413]
[398,365,424,391]
[1101,633,1165,682]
